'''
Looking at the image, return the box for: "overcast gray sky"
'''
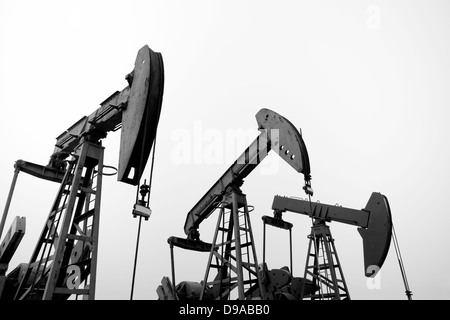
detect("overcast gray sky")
[1,0,449,300]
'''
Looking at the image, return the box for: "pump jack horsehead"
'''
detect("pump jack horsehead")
[159,108,393,301]
[0,44,396,301]
[0,45,164,300]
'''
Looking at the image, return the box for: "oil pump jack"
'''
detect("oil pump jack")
[263,192,392,300]
[158,108,311,300]
[0,45,408,301]
[157,109,394,301]
[0,45,164,300]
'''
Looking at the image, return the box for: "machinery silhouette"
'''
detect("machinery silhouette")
[0,45,163,300]
[157,109,396,301]
[0,45,411,301]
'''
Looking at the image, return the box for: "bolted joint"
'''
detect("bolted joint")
[132,204,151,220]
[132,182,151,220]
[303,179,314,196]
[125,70,134,87]
[273,209,283,221]
[139,183,150,203]
[187,228,200,241]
